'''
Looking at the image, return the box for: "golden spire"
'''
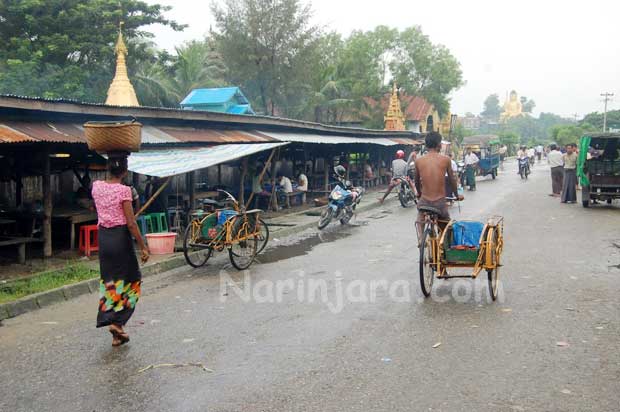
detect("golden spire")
[105,22,140,107]
[384,83,406,131]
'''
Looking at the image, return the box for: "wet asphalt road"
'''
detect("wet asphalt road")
[1,159,620,412]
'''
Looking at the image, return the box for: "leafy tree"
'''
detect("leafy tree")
[520,96,536,113]
[392,26,463,116]
[212,0,319,116]
[0,0,184,101]
[166,39,227,102]
[581,110,620,131]
[498,131,520,154]
[481,94,501,121]
[551,124,597,146]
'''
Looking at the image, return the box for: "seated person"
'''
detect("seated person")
[296,169,308,192]
[277,173,294,208]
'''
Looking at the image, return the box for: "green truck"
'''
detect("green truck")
[578,133,620,207]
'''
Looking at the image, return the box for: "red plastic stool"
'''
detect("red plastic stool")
[79,224,99,256]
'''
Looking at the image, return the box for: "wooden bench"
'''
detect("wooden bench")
[0,237,43,264]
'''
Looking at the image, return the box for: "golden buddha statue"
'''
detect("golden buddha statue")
[500,90,523,122]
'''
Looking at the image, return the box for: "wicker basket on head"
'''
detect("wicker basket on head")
[83,120,142,153]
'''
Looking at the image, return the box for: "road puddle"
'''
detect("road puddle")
[256,230,352,264]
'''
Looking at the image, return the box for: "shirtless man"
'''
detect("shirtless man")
[414,131,463,238]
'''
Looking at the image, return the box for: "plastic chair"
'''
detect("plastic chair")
[147,212,169,233]
[78,224,99,256]
[136,216,148,235]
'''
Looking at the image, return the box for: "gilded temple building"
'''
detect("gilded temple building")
[384,84,406,131]
[105,23,140,107]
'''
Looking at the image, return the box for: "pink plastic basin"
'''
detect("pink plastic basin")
[146,232,177,255]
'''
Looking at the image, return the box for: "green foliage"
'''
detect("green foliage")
[452,123,473,146]
[0,0,183,102]
[212,0,319,116]
[481,94,501,121]
[392,26,463,116]
[550,123,597,147]
[0,262,98,304]
[520,96,536,113]
[581,110,620,130]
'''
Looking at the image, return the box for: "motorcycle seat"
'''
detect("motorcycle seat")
[418,206,442,216]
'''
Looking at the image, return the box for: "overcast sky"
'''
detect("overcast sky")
[146,0,619,118]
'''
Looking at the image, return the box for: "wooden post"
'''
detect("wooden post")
[239,157,248,206]
[136,177,171,217]
[217,164,222,186]
[245,148,277,210]
[15,158,22,207]
[324,155,330,193]
[42,153,52,258]
[269,149,280,211]
[188,171,195,211]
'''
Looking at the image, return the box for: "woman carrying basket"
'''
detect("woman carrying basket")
[91,155,149,347]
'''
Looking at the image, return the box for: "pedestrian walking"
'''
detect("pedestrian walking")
[547,144,564,196]
[561,143,578,203]
[464,148,479,191]
[91,155,149,347]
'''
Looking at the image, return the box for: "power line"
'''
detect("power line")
[601,92,614,132]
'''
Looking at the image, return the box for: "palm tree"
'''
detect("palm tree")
[166,40,227,102]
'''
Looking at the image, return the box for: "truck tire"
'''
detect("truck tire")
[581,186,590,208]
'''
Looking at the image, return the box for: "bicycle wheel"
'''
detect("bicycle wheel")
[486,228,500,301]
[183,222,212,268]
[229,217,259,270]
[419,223,436,297]
[255,218,270,254]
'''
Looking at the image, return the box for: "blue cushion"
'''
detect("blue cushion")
[452,221,484,248]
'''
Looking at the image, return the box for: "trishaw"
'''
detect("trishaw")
[183,190,269,270]
[462,135,501,179]
[417,203,504,300]
[579,133,620,207]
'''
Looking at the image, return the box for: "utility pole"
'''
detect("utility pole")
[601,92,614,132]
[573,113,579,123]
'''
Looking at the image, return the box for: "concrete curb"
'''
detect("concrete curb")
[0,197,394,321]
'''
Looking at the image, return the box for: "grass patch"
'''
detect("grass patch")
[0,263,98,304]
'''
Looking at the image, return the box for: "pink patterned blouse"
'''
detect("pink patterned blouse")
[91,181,132,228]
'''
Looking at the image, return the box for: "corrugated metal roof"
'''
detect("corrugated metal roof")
[4,121,85,143]
[180,87,248,106]
[0,124,36,143]
[0,94,420,139]
[160,128,275,143]
[126,142,288,177]
[0,121,278,145]
[262,132,398,146]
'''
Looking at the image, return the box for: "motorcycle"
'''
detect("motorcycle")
[518,157,530,180]
[317,179,364,230]
[397,177,416,208]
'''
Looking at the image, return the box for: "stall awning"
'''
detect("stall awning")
[126,142,288,177]
[262,131,400,146]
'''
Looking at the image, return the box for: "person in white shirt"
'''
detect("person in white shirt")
[517,146,528,159]
[535,144,544,162]
[296,169,308,203]
[464,148,479,191]
[277,173,293,208]
[547,144,564,196]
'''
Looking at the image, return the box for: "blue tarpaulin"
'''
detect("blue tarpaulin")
[452,221,484,248]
